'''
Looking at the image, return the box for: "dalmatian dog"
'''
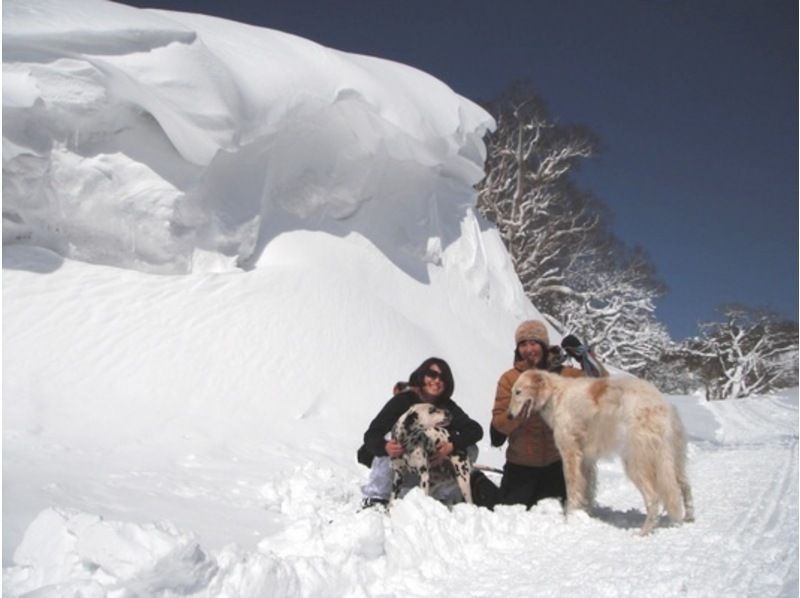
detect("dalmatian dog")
[390,403,473,504]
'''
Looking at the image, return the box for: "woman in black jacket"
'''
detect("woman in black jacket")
[360,357,483,508]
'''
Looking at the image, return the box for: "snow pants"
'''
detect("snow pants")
[361,445,479,505]
[498,460,566,508]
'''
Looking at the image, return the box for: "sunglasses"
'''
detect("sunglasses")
[424,369,443,381]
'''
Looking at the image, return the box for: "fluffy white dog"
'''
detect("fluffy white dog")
[508,370,694,534]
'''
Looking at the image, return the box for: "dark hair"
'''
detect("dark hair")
[408,357,454,402]
[513,340,548,369]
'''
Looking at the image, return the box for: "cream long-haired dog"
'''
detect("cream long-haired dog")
[508,370,694,534]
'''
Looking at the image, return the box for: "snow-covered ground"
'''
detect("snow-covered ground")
[4,247,798,597]
[3,1,798,596]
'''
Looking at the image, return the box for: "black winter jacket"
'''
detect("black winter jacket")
[362,389,483,459]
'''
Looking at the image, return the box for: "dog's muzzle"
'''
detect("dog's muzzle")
[508,398,531,421]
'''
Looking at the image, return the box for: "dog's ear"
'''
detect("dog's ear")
[530,371,554,409]
[531,371,546,390]
[517,370,545,391]
[402,410,419,432]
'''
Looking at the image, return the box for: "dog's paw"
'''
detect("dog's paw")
[564,508,592,526]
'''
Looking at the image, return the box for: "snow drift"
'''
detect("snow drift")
[4,0,493,275]
[3,0,533,563]
[3,1,798,597]
[3,0,528,455]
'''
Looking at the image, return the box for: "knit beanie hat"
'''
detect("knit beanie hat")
[515,320,550,347]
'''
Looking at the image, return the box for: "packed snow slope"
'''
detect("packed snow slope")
[3,1,798,596]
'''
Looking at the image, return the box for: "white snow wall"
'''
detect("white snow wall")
[4,0,553,450]
[3,0,495,275]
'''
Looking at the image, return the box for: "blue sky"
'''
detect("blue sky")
[122,0,798,340]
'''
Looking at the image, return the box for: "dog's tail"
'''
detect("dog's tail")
[656,407,691,522]
[670,406,694,522]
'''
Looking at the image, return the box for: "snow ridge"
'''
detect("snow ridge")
[3,0,494,274]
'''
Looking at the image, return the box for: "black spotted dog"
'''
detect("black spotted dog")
[390,403,473,505]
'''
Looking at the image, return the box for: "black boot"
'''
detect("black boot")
[470,470,499,510]
[360,497,388,510]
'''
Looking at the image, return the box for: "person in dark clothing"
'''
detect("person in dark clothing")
[359,357,483,508]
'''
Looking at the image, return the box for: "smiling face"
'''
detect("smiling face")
[508,370,552,420]
[421,363,445,400]
[518,339,545,369]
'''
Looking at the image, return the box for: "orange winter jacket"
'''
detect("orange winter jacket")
[491,361,582,467]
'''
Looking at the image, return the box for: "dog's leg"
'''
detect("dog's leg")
[679,475,694,523]
[390,458,404,503]
[639,491,661,536]
[450,456,473,504]
[408,448,430,496]
[559,441,589,513]
[675,445,694,522]
[419,466,430,496]
[581,458,597,511]
[623,454,661,535]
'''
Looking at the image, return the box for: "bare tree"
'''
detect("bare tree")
[476,82,602,324]
[683,305,798,400]
[476,84,796,393]
[641,345,704,395]
[477,83,672,375]
[558,243,669,375]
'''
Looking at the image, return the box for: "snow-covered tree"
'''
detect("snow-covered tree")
[476,82,602,321]
[642,345,705,395]
[684,305,798,400]
[557,243,670,376]
[476,83,672,376]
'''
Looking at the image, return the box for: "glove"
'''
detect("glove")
[561,335,606,378]
[561,334,586,359]
[489,425,507,447]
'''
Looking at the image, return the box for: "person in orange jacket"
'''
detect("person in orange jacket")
[490,320,606,508]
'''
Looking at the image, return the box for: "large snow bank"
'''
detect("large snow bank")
[3,0,494,274]
[3,0,537,565]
